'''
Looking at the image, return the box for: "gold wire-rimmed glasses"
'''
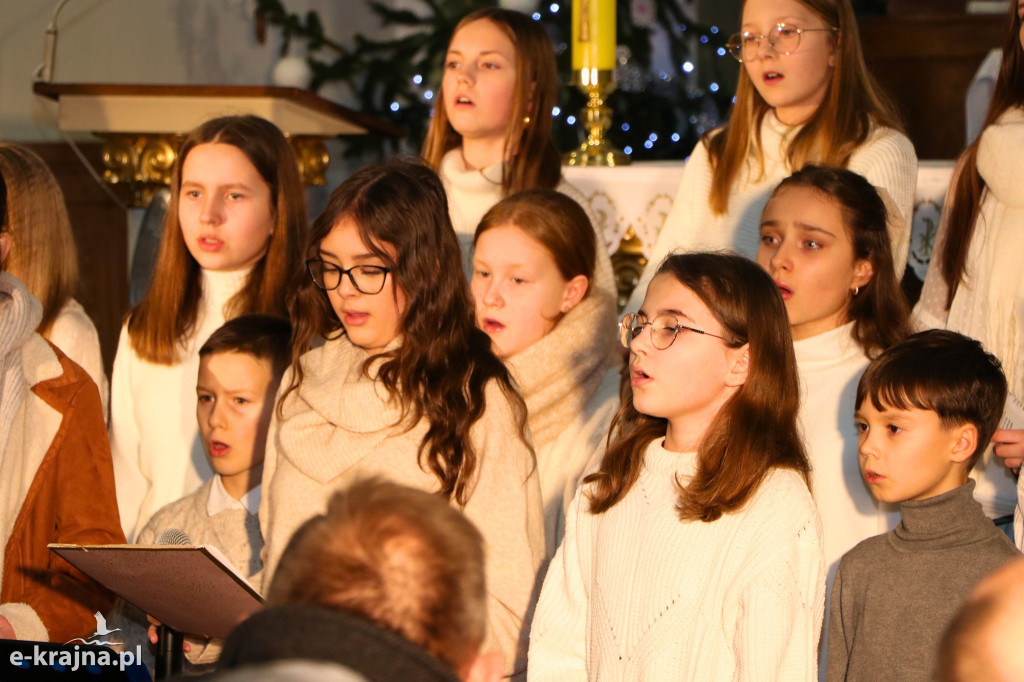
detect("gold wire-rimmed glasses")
[618,312,726,351]
[725,23,839,63]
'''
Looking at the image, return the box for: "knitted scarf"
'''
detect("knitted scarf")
[507,293,619,449]
[0,273,42,466]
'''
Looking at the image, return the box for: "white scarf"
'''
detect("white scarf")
[0,273,43,467]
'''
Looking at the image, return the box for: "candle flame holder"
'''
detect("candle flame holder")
[564,68,630,167]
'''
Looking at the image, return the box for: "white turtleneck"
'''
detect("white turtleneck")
[529,438,825,681]
[625,113,917,313]
[793,322,900,680]
[109,268,250,541]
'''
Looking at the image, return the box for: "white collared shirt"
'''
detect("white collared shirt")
[206,475,260,517]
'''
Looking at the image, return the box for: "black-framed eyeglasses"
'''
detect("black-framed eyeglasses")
[726,23,838,63]
[618,312,726,351]
[306,258,392,295]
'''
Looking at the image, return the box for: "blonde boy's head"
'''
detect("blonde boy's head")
[267,478,501,682]
[196,315,291,498]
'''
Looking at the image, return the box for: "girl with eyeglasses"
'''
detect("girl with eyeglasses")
[624,0,917,313]
[755,165,910,676]
[470,189,621,554]
[263,159,544,679]
[914,0,1024,544]
[529,251,825,680]
[422,8,617,306]
[109,115,306,542]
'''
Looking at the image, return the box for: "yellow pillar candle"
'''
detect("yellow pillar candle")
[572,0,616,73]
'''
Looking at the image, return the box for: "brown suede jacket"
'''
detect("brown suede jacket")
[0,336,125,642]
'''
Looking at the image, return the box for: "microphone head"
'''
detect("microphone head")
[155,528,191,546]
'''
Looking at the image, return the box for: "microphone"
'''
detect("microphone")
[153,528,190,679]
[155,528,191,546]
[36,0,75,82]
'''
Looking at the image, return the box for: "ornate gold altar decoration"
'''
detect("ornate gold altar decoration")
[99,134,329,208]
[611,227,647,310]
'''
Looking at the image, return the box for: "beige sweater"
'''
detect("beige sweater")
[260,336,545,677]
[115,477,262,671]
[507,293,622,553]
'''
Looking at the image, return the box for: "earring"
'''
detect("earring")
[523,115,531,125]
[852,286,860,297]
[560,304,570,313]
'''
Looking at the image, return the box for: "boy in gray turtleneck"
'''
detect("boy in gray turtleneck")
[827,330,1020,682]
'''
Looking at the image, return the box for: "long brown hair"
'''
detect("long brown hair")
[772,165,910,357]
[421,8,561,195]
[128,115,306,364]
[939,1,1024,309]
[586,252,809,521]
[287,158,530,506]
[707,0,902,215]
[0,144,80,336]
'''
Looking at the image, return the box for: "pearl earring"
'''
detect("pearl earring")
[523,115,531,125]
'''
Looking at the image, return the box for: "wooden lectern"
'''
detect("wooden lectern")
[34,82,403,206]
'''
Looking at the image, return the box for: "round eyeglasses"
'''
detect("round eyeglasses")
[725,23,838,63]
[618,312,726,351]
[306,258,392,295]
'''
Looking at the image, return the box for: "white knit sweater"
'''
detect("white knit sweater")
[437,149,618,305]
[109,268,250,541]
[913,107,1024,521]
[528,439,826,681]
[48,298,108,418]
[625,114,918,312]
[794,323,900,680]
[260,335,545,678]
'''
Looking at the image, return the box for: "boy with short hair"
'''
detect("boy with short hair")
[131,314,291,665]
[827,329,1020,681]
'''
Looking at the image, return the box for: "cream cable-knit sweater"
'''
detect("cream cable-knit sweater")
[914,108,1024,523]
[48,299,108,418]
[528,439,826,681]
[507,293,622,553]
[260,335,545,678]
[625,113,918,313]
[110,268,250,541]
[438,149,618,304]
[794,323,900,680]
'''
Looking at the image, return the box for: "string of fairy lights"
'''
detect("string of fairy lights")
[254,0,735,160]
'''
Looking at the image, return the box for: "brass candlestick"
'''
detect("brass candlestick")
[564,69,630,167]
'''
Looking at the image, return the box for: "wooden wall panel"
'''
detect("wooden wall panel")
[860,13,1006,159]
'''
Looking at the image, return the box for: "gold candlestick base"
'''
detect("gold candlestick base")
[564,69,630,167]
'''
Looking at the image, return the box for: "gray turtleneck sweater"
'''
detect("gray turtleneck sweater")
[827,479,1019,681]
